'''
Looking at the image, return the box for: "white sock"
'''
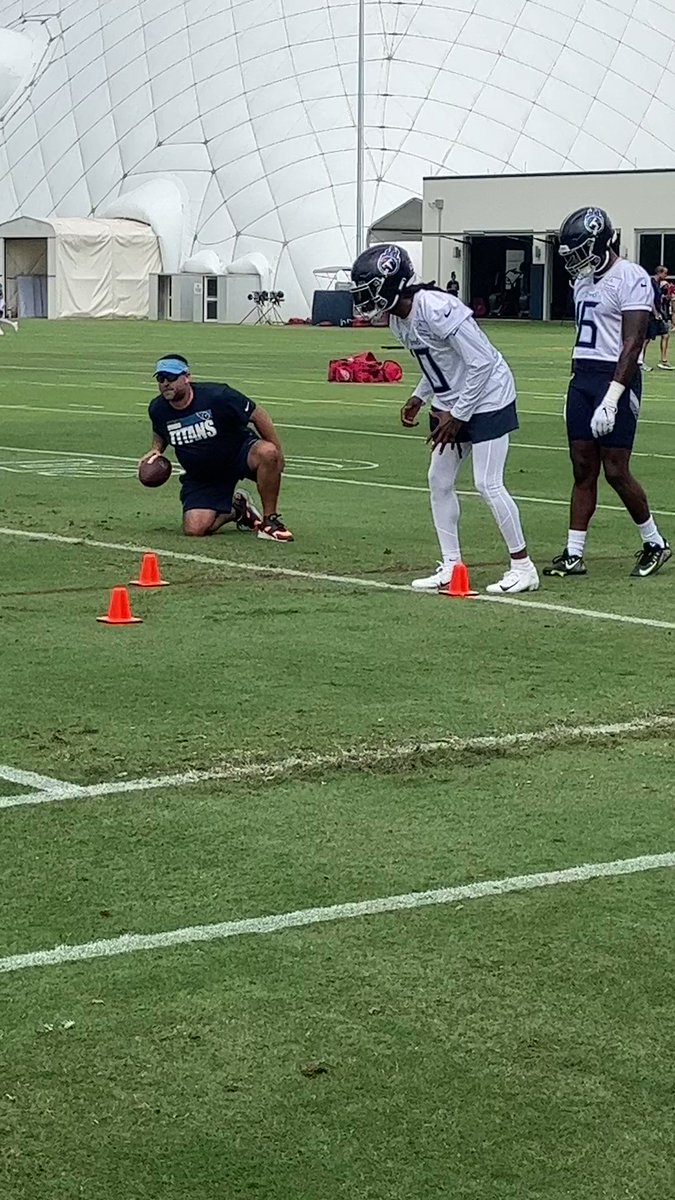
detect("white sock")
[637,517,664,547]
[511,555,534,573]
[567,529,587,558]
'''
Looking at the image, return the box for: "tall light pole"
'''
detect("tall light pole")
[355,0,365,257]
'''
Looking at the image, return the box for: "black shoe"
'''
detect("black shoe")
[543,550,587,577]
[630,541,671,578]
[258,513,294,542]
[233,489,262,532]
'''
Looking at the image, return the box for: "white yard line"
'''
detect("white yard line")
[4,389,675,439]
[0,715,673,811]
[1,525,674,631]
[1,850,673,975]
[0,765,77,792]
[479,593,675,627]
[2,439,675,517]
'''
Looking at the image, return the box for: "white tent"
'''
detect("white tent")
[0,216,161,319]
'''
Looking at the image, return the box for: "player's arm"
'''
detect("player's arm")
[590,308,648,438]
[429,319,492,451]
[402,376,432,427]
[616,309,649,387]
[250,404,285,469]
[140,430,167,465]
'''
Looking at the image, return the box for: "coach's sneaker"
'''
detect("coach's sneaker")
[486,564,540,594]
[258,513,294,542]
[233,489,262,532]
[630,540,671,577]
[411,562,457,591]
[543,550,587,577]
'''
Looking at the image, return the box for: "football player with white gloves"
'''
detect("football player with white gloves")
[545,207,670,579]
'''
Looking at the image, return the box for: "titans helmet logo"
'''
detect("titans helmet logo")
[377,246,402,276]
[583,208,605,236]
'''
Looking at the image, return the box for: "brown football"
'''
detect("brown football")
[138,455,172,488]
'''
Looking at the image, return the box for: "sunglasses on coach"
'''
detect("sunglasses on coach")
[156,372,181,383]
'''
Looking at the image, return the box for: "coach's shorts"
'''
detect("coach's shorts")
[180,436,258,512]
[566,362,641,450]
[429,400,519,445]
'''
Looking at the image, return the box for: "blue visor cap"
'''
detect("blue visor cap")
[154,357,189,377]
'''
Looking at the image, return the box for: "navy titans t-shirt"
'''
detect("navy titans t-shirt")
[149,382,256,481]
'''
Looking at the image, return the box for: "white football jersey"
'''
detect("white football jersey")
[390,289,515,420]
[573,258,652,364]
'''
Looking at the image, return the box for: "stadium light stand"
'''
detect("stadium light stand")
[355,0,365,259]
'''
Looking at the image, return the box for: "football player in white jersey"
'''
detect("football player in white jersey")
[350,245,539,594]
[544,207,670,579]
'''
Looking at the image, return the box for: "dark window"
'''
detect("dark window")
[639,233,664,274]
[663,234,675,274]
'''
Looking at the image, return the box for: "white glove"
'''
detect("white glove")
[590,381,625,439]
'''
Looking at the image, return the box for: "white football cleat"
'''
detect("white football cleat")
[411,562,457,591]
[486,565,540,594]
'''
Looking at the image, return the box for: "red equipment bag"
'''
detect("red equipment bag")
[328,351,403,383]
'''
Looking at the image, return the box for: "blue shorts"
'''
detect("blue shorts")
[566,362,641,450]
[429,400,519,444]
[180,436,258,512]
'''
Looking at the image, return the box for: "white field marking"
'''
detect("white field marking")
[280,473,675,521]
[268,422,675,463]
[4,353,675,404]
[2,438,675,518]
[519,407,675,428]
[1,525,674,633]
[0,715,673,811]
[4,386,675,445]
[479,592,675,627]
[0,765,78,792]
[6,384,675,426]
[1,850,674,975]
[0,446,379,478]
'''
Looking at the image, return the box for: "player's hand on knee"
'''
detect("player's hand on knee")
[401,397,423,427]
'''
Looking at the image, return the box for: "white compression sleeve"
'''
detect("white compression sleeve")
[471,435,526,555]
[428,443,470,565]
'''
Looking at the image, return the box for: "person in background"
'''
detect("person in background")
[446,272,460,297]
[657,277,674,370]
[642,264,668,371]
[0,281,18,333]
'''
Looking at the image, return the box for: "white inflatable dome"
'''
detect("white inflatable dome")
[0,1,674,312]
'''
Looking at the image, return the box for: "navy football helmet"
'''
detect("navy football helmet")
[350,244,414,319]
[559,207,617,280]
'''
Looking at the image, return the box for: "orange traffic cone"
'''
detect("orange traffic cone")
[97,586,142,624]
[441,562,478,599]
[131,553,168,588]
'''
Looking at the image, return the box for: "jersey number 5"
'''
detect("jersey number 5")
[413,347,450,394]
[575,300,599,350]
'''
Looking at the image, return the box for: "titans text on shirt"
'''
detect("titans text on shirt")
[573,260,652,365]
[149,383,256,480]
